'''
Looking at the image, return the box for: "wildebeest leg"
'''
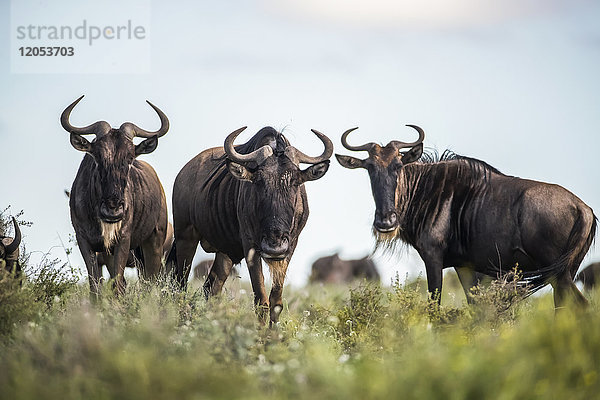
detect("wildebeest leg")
[246,248,269,322]
[78,238,101,301]
[102,252,115,278]
[112,237,131,296]
[418,250,444,303]
[174,234,199,290]
[268,260,289,325]
[552,272,588,310]
[140,233,164,281]
[455,266,480,304]
[203,252,234,297]
[104,255,124,293]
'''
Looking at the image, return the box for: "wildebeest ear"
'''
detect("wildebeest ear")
[227,161,255,182]
[401,143,423,165]
[301,160,330,182]
[70,133,92,153]
[135,135,159,156]
[335,154,366,169]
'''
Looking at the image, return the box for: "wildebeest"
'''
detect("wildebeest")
[62,96,170,296]
[336,125,596,308]
[310,253,380,284]
[575,262,600,291]
[192,259,214,281]
[171,126,332,323]
[0,217,21,277]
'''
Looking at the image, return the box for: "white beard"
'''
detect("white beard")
[100,220,122,252]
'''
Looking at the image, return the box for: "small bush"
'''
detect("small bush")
[336,283,387,351]
[467,268,529,328]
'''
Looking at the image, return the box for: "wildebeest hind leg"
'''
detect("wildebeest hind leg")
[552,272,588,310]
[140,234,164,281]
[174,236,199,290]
[203,252,234,298]
[455,266,480,304]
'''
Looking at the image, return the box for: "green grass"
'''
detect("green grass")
[2,264,600,400]
[2,208,599,399]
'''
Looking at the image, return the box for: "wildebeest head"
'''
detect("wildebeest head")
[225,127,332,260]
[0,218,21,274]
[61,95,169,223]
[335,125,424,233]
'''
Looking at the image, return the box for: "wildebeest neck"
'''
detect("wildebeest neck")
[392,155,501,245]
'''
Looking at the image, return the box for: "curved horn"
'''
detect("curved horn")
[341,127,376,152]
[4,218,21,255]
[224,127,273,165]
[287,129,334,164]
[122,100,170,139]
[390,124,425,149]
[61,95,110,136]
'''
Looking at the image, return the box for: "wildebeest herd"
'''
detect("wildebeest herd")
[2,96,597,324]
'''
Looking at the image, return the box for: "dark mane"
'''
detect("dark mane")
[394,150,506,249]
[420,149,504,176]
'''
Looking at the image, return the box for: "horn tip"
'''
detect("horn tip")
[72,95,85,104]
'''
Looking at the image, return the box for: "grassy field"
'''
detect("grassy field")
[2,255,600,400]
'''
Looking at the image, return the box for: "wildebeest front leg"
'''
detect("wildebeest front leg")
[418,249,444,303]
[203,252,234,297]
[78,237,101,301]
[112,237,131,296]
[268,260,289,325]
[246,248,269,322]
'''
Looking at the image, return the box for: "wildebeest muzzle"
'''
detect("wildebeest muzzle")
[261,229,290,260]
[100,197,124,223]
[374,210,398,232]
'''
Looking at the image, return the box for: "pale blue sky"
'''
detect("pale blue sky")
[1,0,599,286]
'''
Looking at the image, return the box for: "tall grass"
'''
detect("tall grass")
[1,211,599,399]
[1,271,599,399]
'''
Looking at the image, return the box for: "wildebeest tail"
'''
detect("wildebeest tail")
[520,208,597,295]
